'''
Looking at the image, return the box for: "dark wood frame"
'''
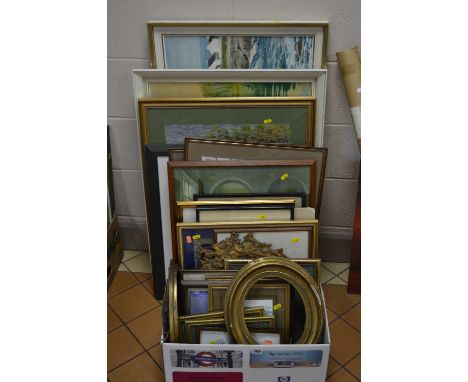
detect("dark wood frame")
[194,192,306,208]
[168,148,184,161]
[144,144,183,299]
[184,138,327,217]
[347,172,361,294]
[168,159,317,260]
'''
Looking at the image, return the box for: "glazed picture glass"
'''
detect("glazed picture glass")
[173,165,313,205]
[140,101,314,145]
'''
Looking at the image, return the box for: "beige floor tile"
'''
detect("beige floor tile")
[322,262,350,275]
[118,263,130,271]
[109,284,159,322]
[127,306,162,349]
[345,354,361,380]
[135,272,152,282]
[107,326,144,372]
[329,319,361,365]
[108,271,139,298]
[320,267,335,284]
[148,344,164,369]
[338,268,350,281]
[326,367,359,381]
[123,250,144,262]
[125,252,152,273]
[108,353,164,382]
[107,306,123,332]
[326,276,347,286]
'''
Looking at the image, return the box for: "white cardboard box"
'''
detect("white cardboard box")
[161,288,330,382]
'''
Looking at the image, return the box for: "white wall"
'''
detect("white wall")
[108,0,361,252]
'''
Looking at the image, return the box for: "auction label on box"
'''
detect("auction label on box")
[171,349,243,368]
[249,349,323,368]
[173,372,243,382]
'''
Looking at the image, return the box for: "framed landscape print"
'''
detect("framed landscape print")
[138,98,315,146]
[184,138,328,217]
[176,220,319,270]
[132,69,327,146]
[147,21,328,69]
[168,159,317,256]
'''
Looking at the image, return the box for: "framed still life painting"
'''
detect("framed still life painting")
[147,21,328,69]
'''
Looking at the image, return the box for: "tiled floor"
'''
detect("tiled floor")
[108,251,361,381]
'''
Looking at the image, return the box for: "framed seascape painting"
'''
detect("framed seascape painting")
[184,138,328,217]
[147,21,328,69]
[132,69,328,146]
[138,98,315,146]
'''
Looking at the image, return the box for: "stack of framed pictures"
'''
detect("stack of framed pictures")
[133,21,330,347]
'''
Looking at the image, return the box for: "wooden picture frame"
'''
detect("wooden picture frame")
[168,160,317,260]
[182,316,275,344]
[143,144,183,299]
[168,148,184,161]
[193,192,306,208]
[176,199,296,224]
[197,328,282,345]
[184,138,328,217]
[224,258,321,284]
[132,69,328,147]
[138,97,315,147]
[176,220,319,270]
[147,21,329,69]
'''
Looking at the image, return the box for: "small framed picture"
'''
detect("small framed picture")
[185,288,209,315]
[197,328,282,345]
[183,316,275,343]
[208,282,290,343]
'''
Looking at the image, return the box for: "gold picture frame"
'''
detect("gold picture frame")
[197,327,282,345]
[224,258,321,284]
[208,283,290,343]
[138,98,316,152]
[182,316,275,344]
[176,199,296,224]
[176,220,319,270]
[224,258,323,344]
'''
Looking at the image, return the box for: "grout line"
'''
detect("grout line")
[107,304,160,371]
[147,344,165,373]
[342,352,361,380]
[326,355,343,379]
[107,348,147,375]
[123,250,145,263]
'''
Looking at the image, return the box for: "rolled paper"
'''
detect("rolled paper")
[336,46,361,150]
